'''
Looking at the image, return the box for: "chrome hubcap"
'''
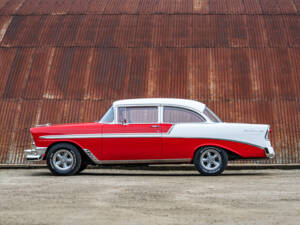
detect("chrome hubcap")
[200,149,222,171]
[52,149,74,171]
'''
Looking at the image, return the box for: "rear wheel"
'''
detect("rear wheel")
[46,143,82,176]
[194,147,228,176]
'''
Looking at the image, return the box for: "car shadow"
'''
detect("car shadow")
[30,169,271,177]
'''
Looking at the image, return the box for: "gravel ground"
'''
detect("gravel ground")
[0,166,299,225]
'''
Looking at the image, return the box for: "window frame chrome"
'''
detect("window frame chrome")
[115,104,161,125]
[161,105,207,124]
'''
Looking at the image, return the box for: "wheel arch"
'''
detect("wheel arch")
[43,141,93,164]
[192,144,242,162]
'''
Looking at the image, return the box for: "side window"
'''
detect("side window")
[163,106,205,123]
[118,107,158,124]
[100,107,114,123]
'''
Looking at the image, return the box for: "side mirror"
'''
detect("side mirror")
[121,119,127,125]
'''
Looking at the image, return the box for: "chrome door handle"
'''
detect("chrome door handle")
[151,125,160,128]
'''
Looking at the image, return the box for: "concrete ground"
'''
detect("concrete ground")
[0,166,299,225]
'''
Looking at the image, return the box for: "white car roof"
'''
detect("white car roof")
[113,98,206,112]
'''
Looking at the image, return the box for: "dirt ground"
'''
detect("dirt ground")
[0,166,299,225]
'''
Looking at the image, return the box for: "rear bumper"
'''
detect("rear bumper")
[264,147,275,158]
[24,147,47,161]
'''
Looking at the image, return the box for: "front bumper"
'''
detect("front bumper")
[24,147,47,161]
[264,147,275,158]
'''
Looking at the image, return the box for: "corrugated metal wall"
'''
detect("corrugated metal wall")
[0,0,299,164]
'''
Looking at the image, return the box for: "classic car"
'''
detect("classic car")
[24,98,275,176]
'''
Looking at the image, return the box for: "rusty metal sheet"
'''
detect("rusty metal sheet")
[263,16,288,47]
[230,48,252,99]
[1,15,26,46]
[68,0,89,14]
[0,0,11,11]
[192,0,209,13]
[137,0,160,14]
[16,100,40,130]
[104,0,125,14]
[86,0,109,14]
[192,15,212,47]
[267,48,297,99]
[151,15,171,47]
[0,1,299,165]
[171,0,193,14]
[148,48,189,98]
[227,15,248,47]
[171,15,192,47]
[210,15,229,47]
[75,15,101,46]
[0,0,25,15]
[1,15,43,46]
[209,0,229,14]
[80,100,113,123]
[247,49,277,100]
[94,15,120,47]
[134,15,153,47]
[259,0,297,14]
[114,15,138,47]
[88,48,130,99]
[246,16,268,47]
[2,48,34,99]
[209,48,233,100]
[0,48,16,97]
[0,16,12,43]
[284,15,300,47]
[188,48,211,100]
[56,15,83,46]
[65,48,91,99]
[226,0,245,14]
[16,0,40,15]
[277,0,298,14]
[42,48,89,100]
[125,49,149,98]
[120,0,139,14]
[22,48,54,99]
[288,49,300,93]
[243,0,262,13]
[0,130,13,163]
[38,16,64,46]
[32,0,56,15]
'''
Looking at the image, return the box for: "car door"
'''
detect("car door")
[161,106,206,159]
[102,106,162,161]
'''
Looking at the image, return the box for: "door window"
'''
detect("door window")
[163,106,205,123]
[118,107,158,124]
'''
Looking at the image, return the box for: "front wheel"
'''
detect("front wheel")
[194,147,228,176]
[47,143,82,176]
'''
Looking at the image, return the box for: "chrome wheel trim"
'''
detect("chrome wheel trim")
[52,149,74,171]
[200,148,222,171]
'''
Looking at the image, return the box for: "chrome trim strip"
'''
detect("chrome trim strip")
[40,134,102,139]
[40,133,264,149]
[40,133,162,139]
[82,149,190,165]
[99,158,191,165]
[35,123,51,127]
[103,133,161,138]
[83,149,101,164]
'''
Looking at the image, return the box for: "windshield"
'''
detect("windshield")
[204,107,222,123]
[100,107,114,123]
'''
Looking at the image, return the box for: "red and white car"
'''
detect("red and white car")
[25,98,275,176]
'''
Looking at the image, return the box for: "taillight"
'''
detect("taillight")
[269,128,272,133]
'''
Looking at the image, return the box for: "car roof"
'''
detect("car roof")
[113,98,206,112]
